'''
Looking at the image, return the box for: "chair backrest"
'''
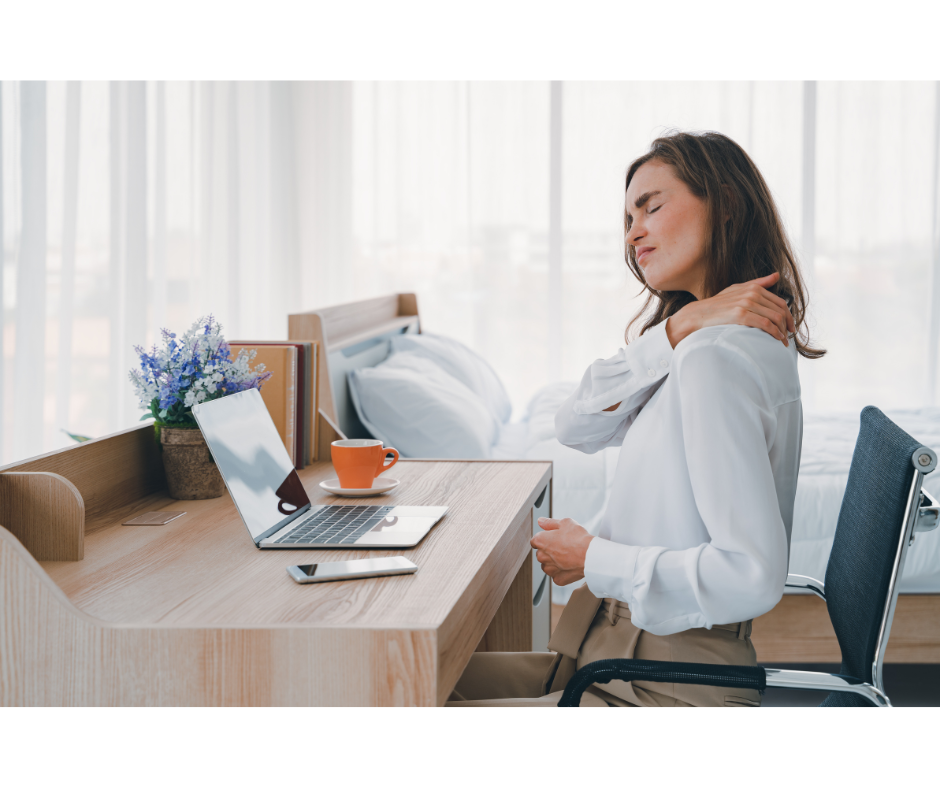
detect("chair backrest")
[821,406,925,706]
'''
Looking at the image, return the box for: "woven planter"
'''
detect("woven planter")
[160,426,226,500]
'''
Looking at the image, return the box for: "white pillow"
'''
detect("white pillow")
[389,332,512,423]
[524,381,579,443]
[348,351,499,459]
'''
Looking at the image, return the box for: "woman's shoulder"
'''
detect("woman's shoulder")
[673,324,801,405]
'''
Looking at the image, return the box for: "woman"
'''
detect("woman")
[448,130,824,707]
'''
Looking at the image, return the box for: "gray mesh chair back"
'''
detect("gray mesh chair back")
[821,406,928,705]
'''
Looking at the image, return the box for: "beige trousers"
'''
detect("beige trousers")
[447,584,761,707]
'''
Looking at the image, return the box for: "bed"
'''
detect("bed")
[289,294,940,663]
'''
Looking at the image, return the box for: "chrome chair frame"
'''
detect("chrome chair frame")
[777,451,938,705]
[560,441,939,708]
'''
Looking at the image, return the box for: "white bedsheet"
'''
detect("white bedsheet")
[792,409,940,593]
[503,384,940,603]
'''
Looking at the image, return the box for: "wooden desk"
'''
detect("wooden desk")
[0,454,551,706]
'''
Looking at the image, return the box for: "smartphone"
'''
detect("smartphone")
[287,556,418,584]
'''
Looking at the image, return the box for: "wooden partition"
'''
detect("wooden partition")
[0,424,167,562]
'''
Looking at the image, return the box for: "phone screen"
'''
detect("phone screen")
[289,556,417,583]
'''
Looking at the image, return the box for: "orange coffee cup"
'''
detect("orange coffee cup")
[331,439,400,489]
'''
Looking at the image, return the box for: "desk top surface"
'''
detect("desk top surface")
[41,459,551,630]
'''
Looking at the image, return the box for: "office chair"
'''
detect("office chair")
[559,406,939,708]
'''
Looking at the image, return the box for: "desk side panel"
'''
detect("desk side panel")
[436,506,534,705]
[0,473,84,561]
[475,515,533,653]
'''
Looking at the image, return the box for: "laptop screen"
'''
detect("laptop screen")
[192,389,310,542]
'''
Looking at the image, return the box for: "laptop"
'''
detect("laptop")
[191,388,447,548]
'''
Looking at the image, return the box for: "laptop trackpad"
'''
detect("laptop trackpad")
[371,516,437,533]
[357,516,439,545]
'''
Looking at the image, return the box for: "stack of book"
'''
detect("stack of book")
[228,340,317,469]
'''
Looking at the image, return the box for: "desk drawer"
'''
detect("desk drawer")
[531,481,551,598]
[532,574,551,651]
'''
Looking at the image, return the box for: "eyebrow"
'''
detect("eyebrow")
[625,190,662,221]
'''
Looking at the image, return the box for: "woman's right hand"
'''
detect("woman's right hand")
[665,271,796,349]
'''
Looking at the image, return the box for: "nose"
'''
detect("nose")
[627,218,645,247]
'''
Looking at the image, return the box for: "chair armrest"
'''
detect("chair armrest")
[558,658,765,707]
[785,573,826,600]
[764,668,889,706]
[558,659,891,707]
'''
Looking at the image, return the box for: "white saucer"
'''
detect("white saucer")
[319,477,400,497]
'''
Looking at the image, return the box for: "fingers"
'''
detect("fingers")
[754,286,794,322]
[751,271,780,285]
[750,275,796,333]
[738,284,794,343]
[711,274,797,342]
[542,566,583,586]
[747,301,790,345]
[754,288,795,335]
[754,285,788,311]
[728,303,786,344]
[741,309,788,346]
[537,517,561,531]
[757,290,795,335]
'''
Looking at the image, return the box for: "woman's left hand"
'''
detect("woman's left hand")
[531,517,594,586]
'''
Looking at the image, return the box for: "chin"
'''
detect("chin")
[644,271,685,296]
[643,273,671,293]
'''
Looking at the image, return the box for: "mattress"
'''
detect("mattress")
[792,408,940,594]
[503,384,940,603]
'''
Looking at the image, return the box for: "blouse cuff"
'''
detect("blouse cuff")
[624,318,674,386]
[574,319,675,416]
[583,537,641,604]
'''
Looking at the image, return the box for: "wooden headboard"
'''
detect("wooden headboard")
[289,294,420,459]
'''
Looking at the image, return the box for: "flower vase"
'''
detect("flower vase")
[160,426,226,500]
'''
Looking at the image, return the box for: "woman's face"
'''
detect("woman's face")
[625,160,710,300]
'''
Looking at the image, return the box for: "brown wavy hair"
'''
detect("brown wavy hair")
[624,130,825,360]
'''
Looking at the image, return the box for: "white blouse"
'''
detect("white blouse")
[555,319,802,636]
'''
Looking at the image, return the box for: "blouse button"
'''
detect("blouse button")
[660,360,668,367]
[647,369,656,377]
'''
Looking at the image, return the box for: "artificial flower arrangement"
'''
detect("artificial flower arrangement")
[129,314,271,438]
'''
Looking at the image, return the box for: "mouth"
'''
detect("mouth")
[636,247,655,265]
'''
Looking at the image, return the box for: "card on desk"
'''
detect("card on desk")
[123,511,187,526]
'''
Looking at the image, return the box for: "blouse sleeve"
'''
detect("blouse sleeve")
[582,337,790,635]
[554,319,675,454]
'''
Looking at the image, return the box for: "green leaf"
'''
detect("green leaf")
[61,429,93,443]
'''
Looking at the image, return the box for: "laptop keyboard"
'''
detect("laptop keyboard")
[274,505,396,545]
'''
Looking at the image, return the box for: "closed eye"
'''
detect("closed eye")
[626,204,661,229]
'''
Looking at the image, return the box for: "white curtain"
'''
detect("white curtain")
[348,82,551,417]
[2,81,940,466]
[813,82,940,410]
[0,81,335,464]
[347,81,940,417]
